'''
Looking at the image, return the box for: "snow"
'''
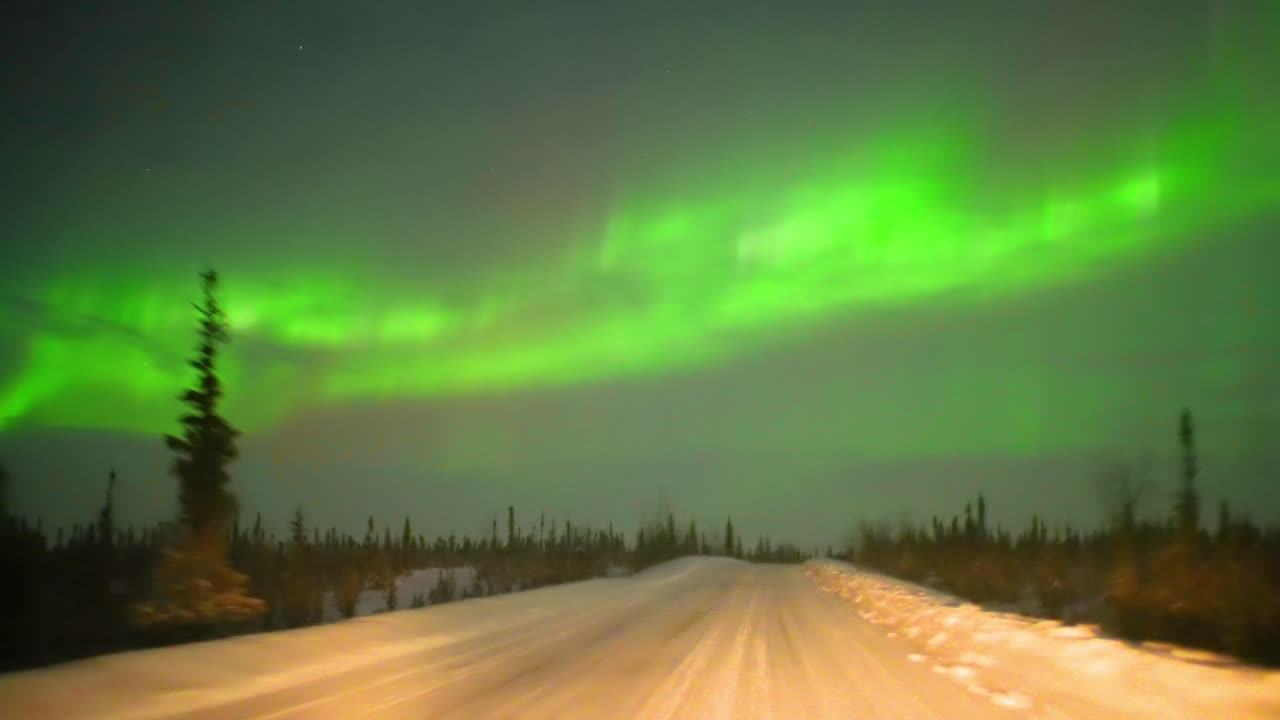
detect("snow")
[806,559,1280,720]
[321,567,478,622]
[0,557,1277,719]
[325,565,631,620]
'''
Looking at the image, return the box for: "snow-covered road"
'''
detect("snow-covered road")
[2,557,1277,719]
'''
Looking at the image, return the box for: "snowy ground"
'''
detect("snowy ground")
[1,557,1277,719]
[322,567,479,622]
[325,565,631,622]
[807,559,1280,719]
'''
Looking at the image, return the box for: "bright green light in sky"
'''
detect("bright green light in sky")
[0,100,1275,439]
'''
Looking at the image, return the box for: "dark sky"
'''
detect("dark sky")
[1,1,1277,547]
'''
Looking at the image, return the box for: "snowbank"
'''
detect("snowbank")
[806,559,1280,720]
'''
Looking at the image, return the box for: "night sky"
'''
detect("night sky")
[2,1,1277,547]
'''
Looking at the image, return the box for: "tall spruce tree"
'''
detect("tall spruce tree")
[96,468,126,646]
[165,270,241,543]
[1173,409,1201,537]
[98,469,116,550]
[135,270,265,629]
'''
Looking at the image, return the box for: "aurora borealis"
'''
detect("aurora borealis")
[2,1,1277,543]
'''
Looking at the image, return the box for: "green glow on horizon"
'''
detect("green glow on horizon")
[1,92,1275,445]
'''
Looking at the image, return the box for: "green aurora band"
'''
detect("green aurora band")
[2,93,1277,441]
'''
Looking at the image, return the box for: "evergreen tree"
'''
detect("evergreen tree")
[98,470,117,550]
[976,494,987,540]
[97,469,125,646]
[135,270,265,629]
[165,270,240,544]
[289,507,307,547]
[284,507,317,627]
[724,517,735,556]
[401,515,413,569]
[1173,409,1201,537]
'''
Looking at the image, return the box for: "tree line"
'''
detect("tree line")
[0,488,805,672]
[846,410,1280,664]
